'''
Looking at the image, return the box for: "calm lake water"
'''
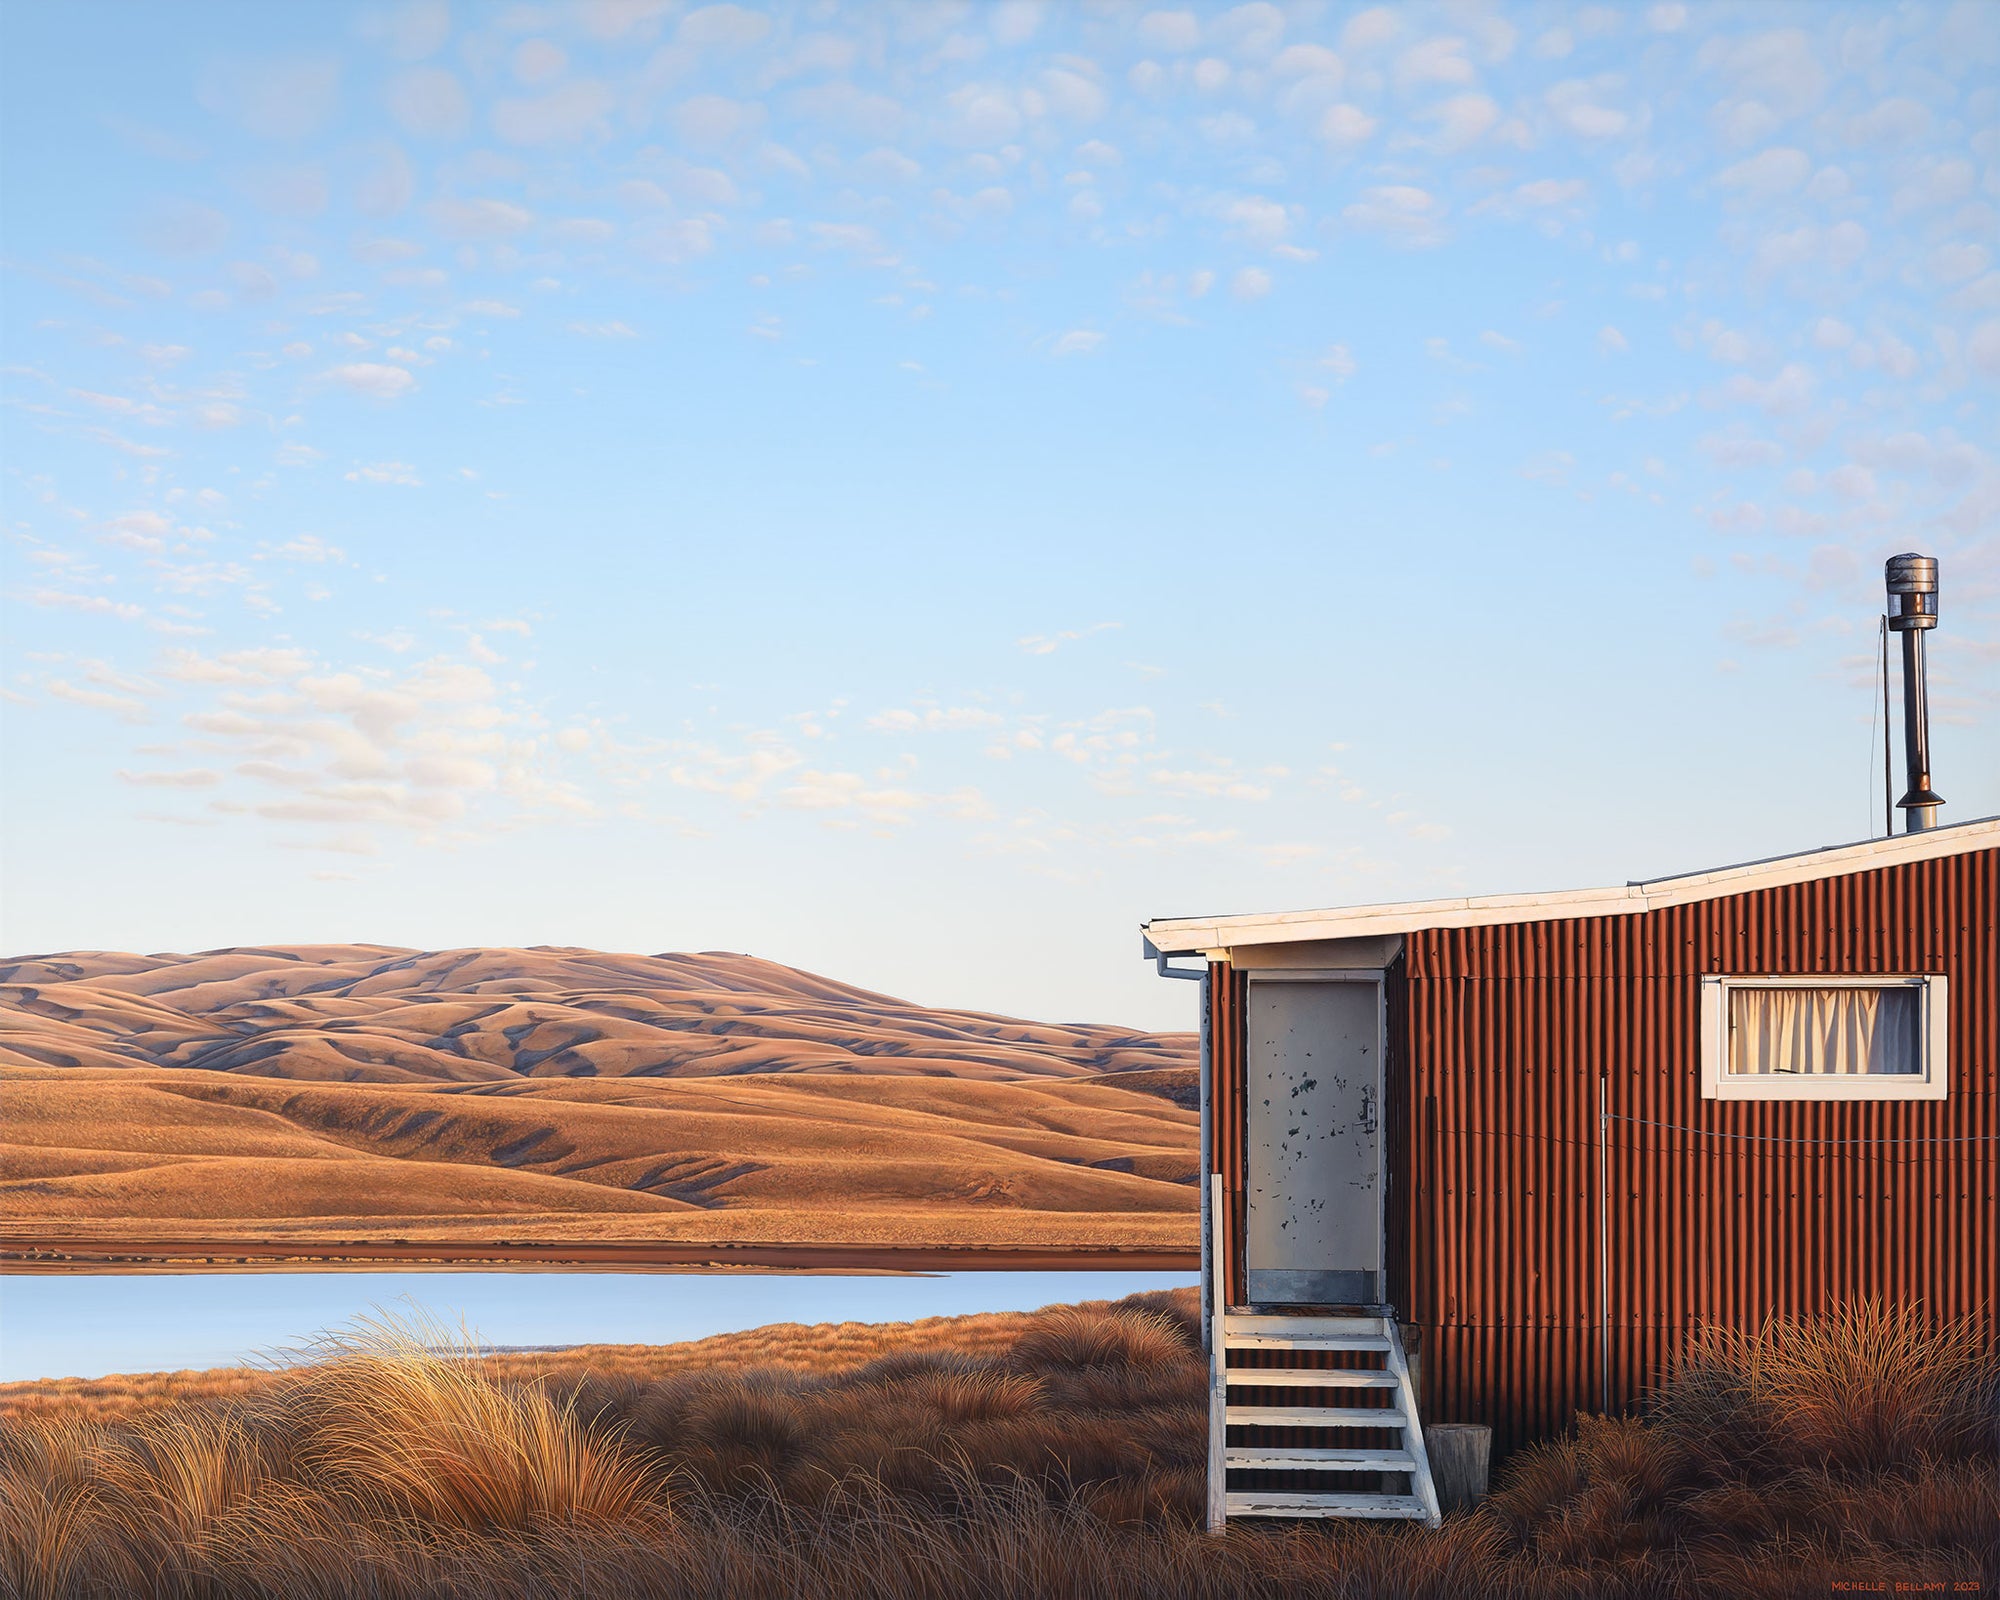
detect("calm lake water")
[0,1270,1197,1383]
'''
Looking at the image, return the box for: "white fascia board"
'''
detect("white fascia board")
[1142,815,2000,957]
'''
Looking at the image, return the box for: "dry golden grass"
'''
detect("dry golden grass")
[1,1290,1991,1599]
[1,946,1199,1251]
[0,1299,1073,1426]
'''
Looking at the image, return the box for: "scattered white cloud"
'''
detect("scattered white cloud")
[1138,10,1201,54]
[681,4,772,50]
[1967,321,2000,379]
[1720,362,1815,415]
[197,55,341,141]
[1397,37,1476,89]
[1342,185,1446,246]
[119,767,223,787]
[47,678,151,720]
[1545,76,1634,139]
[1018,623,1120,655]
[267,534,347,562]
[344,461,422,486]
[1318,103,1378,147]
[1425,93,1504,153]
[1150,766,1272,801]
[513,38,568,86]
[494,80,618,145]
[1341,8,1400,53]
[866,706,1004,733]
[28,590,145,621]
[100,510,176,550]
[325,362,416,398]
[428,197,533,240]
[386,67,470,139]
[1520,449,1576,487]
[1716,146,1811,198]
[1846,97,1932,149]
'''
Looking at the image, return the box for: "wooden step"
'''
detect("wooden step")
[1226,1405,1407,1428]
[1227,1447,1416,1471]
[1225,1491,1430,1519]
[1225,1368,1398,1389]
[1223,1315,1388,1340]
[1224,1332,1391,1351]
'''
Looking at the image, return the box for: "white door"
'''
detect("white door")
[1243,976,1384,1306]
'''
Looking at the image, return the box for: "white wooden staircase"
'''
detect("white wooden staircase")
[1209,1310,1441,1529]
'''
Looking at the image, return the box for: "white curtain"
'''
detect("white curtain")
[1728,986,1919,1076]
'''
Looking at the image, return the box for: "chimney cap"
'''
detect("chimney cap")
[1885,552,1938,592]
[1886,552,1939,631]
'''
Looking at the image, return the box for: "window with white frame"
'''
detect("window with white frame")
[1699,975,1949,1101]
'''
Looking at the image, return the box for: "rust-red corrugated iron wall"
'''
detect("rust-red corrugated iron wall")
[1393,845,1998,1456]
[1209,961,1247,1307]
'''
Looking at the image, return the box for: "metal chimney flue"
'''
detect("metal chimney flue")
[1885,553,1944,833]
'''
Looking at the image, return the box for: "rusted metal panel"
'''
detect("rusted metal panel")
[1395,845,1999,1456]
[1210,962,1247,1306]
[1214,848,1998,1459]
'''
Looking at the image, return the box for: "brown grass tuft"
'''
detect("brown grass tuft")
[1488,1302,1998,1596]
[1650,1298,1997,1472]
[1007,1305,1195,1373]
[279,1310,665,1532]
[673,1377,813,1492]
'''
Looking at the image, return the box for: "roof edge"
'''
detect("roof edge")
[1143,813,2000,955]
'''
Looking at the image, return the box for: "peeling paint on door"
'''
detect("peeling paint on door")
[1244,978,1383,1305]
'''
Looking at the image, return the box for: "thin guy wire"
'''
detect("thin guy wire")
[1436,1124,1997,1160]
[1606,1112,1997,1146]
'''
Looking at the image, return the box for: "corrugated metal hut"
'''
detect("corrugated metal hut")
[1143,815,1998,1528]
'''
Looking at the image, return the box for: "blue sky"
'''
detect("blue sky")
[3,0,1996,1030]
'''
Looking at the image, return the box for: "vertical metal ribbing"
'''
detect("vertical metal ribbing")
[1198,968,1214,1360]
[1597,1072,1610,1415]
[1398,845,1997,1458]
[1209,964,1247,1310]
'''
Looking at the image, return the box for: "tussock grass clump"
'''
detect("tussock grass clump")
[1488,1303,1998,1597]
[279,1311,665,1532]
[0,1289,1990,1600]
[1650,1298,1998,1472]
[1007,1304,1196,1373]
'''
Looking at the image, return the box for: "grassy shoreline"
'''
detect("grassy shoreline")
[2,1290,1992,1599]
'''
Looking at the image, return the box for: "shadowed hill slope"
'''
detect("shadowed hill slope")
[0,947,1199,1250]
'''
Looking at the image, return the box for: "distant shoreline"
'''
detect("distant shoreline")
[0,1237,1200,1275]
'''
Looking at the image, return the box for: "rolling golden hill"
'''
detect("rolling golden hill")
[0,946,1199,1258]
